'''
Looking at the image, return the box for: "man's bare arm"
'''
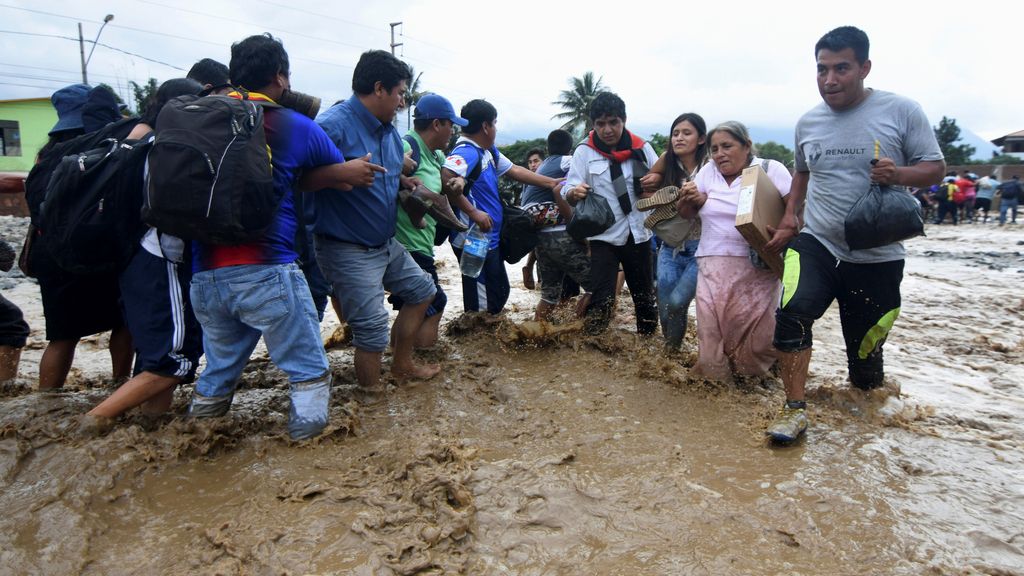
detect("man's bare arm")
[765,170,808,253]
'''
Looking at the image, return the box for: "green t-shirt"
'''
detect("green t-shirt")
[396,131,446,256]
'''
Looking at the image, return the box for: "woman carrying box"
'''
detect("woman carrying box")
[677,121,792,380]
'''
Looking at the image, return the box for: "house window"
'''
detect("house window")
[0,120,21,157]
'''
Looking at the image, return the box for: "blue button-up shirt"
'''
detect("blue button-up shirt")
[314,95,402,247]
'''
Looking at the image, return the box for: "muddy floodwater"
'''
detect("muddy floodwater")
[1,219,1023,575]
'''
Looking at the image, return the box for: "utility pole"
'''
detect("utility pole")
[78,23,88,83]
[78,15,114,84]
[389,22,403,56]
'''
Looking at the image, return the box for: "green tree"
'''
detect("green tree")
[498,137,546,204]
[648,133,668,156]
[933,116,976,166]
[129,78,159,116]
[551,72,607,139]
[403,66,424,130]
[756,141,795,169]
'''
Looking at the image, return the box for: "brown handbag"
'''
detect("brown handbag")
[17,223,36,278]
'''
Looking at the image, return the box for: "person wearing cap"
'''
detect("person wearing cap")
[32,84,134,391]
[47,83,90,138]
[386,93,467,348]
[314,49,441,391]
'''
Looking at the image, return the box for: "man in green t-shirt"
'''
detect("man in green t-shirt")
[390,94,468,348]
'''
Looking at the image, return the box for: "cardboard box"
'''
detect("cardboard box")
[735,165,785,277]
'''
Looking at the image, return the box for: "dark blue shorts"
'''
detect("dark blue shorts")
[120,248,203,381]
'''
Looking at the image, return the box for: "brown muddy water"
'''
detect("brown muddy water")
[1,221,1023,575]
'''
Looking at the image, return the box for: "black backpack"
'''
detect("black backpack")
[24,117,139,226]
[143,93,277,244]
[498,200,538,264]
[37,137,151,274]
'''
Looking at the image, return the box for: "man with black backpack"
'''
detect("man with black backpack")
[441,99,562,315]
[25,84,135,392]
[184,34,377,440]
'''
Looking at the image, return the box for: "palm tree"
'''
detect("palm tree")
[404,67,424,130]
[551,72,607,139]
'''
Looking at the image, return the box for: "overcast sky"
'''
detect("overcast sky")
[1,0,1019,154]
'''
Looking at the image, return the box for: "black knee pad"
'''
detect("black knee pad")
[773,310,814,352]
[849,352,884,390]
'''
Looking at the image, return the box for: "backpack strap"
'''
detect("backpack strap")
[452,141,489,192]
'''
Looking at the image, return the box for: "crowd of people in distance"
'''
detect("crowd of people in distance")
[922,170,1021,226]
[4,24,953,445]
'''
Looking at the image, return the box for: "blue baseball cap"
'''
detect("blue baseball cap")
[49,83,91,135]
[413,94,468,127]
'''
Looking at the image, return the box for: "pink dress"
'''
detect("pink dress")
[691,158,793,380]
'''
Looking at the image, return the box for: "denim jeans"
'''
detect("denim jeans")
[657,239,699,349]
[1000,198,1019,224]
[315,236,435,352]
[189,262,330,439]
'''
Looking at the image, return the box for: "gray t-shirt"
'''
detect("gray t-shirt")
[795,89,943,263]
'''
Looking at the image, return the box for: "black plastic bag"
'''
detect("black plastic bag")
[566,194,615,242]
[499,202,539,264]
[844,183,924,250]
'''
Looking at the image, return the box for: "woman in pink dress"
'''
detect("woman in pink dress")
[678,121,792,380]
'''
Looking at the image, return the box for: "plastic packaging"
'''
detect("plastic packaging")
[460,225,489,278]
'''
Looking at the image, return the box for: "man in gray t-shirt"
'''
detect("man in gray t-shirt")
[763,26,946,443]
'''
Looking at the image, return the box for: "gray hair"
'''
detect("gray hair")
[708,120,756,164]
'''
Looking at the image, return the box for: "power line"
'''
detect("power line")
[0,3,555,121]
[0,81,63,90]
[0,72,81,84]
[133,0,370,52]
[0,61,125,81]
[0,30,185,70]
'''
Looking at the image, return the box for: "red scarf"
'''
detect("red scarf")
[586,129,645,163]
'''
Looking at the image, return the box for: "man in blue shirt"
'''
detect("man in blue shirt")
[315,50,441,391]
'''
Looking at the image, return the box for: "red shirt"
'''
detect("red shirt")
[956,178,976,200]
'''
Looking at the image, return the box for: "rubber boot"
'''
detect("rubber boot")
[189,392,233,418]
[288,373,331,440]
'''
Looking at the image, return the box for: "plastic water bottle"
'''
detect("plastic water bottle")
[460,225,489,278]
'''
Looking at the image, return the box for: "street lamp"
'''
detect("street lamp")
[78,14,114,84]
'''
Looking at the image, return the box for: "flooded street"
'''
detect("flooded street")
[1,218,1022,575]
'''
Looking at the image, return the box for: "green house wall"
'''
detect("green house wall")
[0,99,57,172]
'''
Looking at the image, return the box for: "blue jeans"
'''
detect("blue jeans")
[657,239,699,349]
[1000,197,1019,224]
[189,263,330,439]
